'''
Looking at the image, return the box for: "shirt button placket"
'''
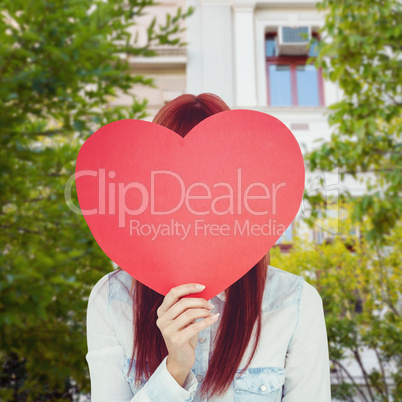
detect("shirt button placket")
[193,320,210,399]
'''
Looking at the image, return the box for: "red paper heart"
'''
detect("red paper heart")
[75,110,304,300]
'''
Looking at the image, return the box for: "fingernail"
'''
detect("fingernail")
[208,302,214,309]
[211,312,220,319]
[195,284,206,290]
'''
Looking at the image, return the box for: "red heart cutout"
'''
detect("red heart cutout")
[75,110,304,300]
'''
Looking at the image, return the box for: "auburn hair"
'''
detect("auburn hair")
[110,93,269,398]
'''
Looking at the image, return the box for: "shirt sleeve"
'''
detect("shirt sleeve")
[86,273,199,402]
[282,280,332,402]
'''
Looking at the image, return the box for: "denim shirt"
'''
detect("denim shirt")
[86,265,331,401]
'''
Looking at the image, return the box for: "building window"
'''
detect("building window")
[265,32,324,107]
[275,222,293,244]
[272,222,294,252]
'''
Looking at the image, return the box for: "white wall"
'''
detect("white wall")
[186,0,235,106]
[185,0,367,202]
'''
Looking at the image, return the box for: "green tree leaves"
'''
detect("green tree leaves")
[271,206,402,401]
[306,0,402,243]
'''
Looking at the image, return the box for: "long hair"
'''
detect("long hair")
[112,93,269,398]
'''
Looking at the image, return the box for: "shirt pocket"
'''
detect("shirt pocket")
[123,357,147,393]
[233,366,285,402]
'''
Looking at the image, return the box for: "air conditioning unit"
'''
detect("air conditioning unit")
[277,26,311,56]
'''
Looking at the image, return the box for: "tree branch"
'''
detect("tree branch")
[333,359,370,402]
[375,246,400,317]
[374,347,389,400]
[0,224,43,236]
[352,347,375,401]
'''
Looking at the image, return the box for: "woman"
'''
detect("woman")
[86,93,332,401]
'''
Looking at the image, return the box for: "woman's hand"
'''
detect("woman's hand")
[156,283,220,386]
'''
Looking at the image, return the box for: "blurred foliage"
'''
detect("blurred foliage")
[306,0,402,243]
[0,0,192,400]
[271,202,402,402]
